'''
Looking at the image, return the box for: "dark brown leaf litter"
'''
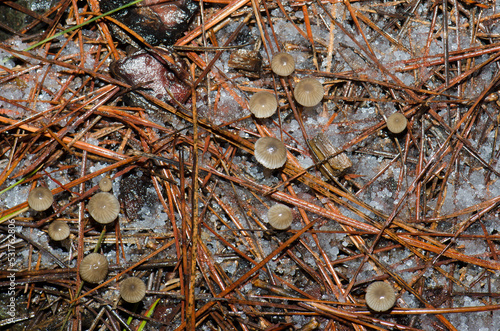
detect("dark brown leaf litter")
[118,171,160,222]
[228,49,263,78]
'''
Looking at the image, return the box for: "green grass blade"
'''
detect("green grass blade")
[137,298,161,331]
[24,0,143,52]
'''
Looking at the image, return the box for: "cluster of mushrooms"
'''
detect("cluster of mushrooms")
[23,51,403,311]
[251,52,323,231]
[251,52,399,311]
[27,177,147,304]
[251,52,408,231]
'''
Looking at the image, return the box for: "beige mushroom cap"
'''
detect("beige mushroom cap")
[271,52,295,76]
[254,137,287,169]
[79,253,109,283]
[120,277,147,303]
[267,204,293,229]
[386,113,407,134]
[99,176,113,192]
[365,281,396,312]
[294,78,324,107]
[249,91,278,118]
[87,192,120,224]
[28,187,54,211]
[48,220,70,241]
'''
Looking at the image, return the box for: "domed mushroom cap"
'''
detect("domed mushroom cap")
[48,220,70,241]
[294,78,324,107]
[99,176,113,192]
[271,52,295,76]
[120,277,147,303]
[267,204,293,229]
[386,113,407,134]
[365,281,396,312]
[254,137,287,169]
[79,253,108,283]
[249,91,278,118]
[87,192,120,224]
[28,187,54,211]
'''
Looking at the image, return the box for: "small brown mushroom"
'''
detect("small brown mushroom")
[267,204,293,229]
[294,78,324,107]
[249,91,278,118]
[48,220,70,241]
[99,176,113,192]
[79,253,109,283]
[27,187,54,211]
[254,137,287,169]
[386,113,407,134]
[271,52,295,76]
[87,192,120,224]
[365,281,396,312]
[120,277,147,303]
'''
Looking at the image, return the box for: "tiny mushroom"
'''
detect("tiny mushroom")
[249,91,278,118]
[79,253,109,283]
[120,277,147,303]
[386,113,408,134]
[294,78,324,107]
[254,137,287,169]
[87,192,120,224]
[27,187,54,211]
[271,52,295,76]
[99,176,113,192]
[267,204,293,229]
[48,220,70,241]
[365,281,396,312]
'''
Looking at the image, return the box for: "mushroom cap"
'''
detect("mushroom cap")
[99,177,113,192]
[365,281,396,312]
[267,204,293,229]
[386,113,407,134]
[249,91,278,118]
[120,277,147,303]
[48,220,70,241]
[79,253,109,283]
[271,52,295,76]
[87,192,120,224]
[28,187,54,211]
[294,78,324,107]
[254,137,287,169]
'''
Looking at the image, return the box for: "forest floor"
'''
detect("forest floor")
[1,0,500,330]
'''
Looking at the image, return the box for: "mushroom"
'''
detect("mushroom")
[254,137,287,169]
[249,91,278,118]
[99,176,113,192]
[48,220,70,241]
[267,204,293,229]
[79,253,109,283]
[365,281,396,312]
[27,187,54,211]
[120,277,147,303]
[271,52,295,76]
[87,192,120,224]
[294,78,324,107]
[386,113,407,134]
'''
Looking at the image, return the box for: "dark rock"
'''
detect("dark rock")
[100,0,198,46]
[110,49,191,111]
[0,0,57,41]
